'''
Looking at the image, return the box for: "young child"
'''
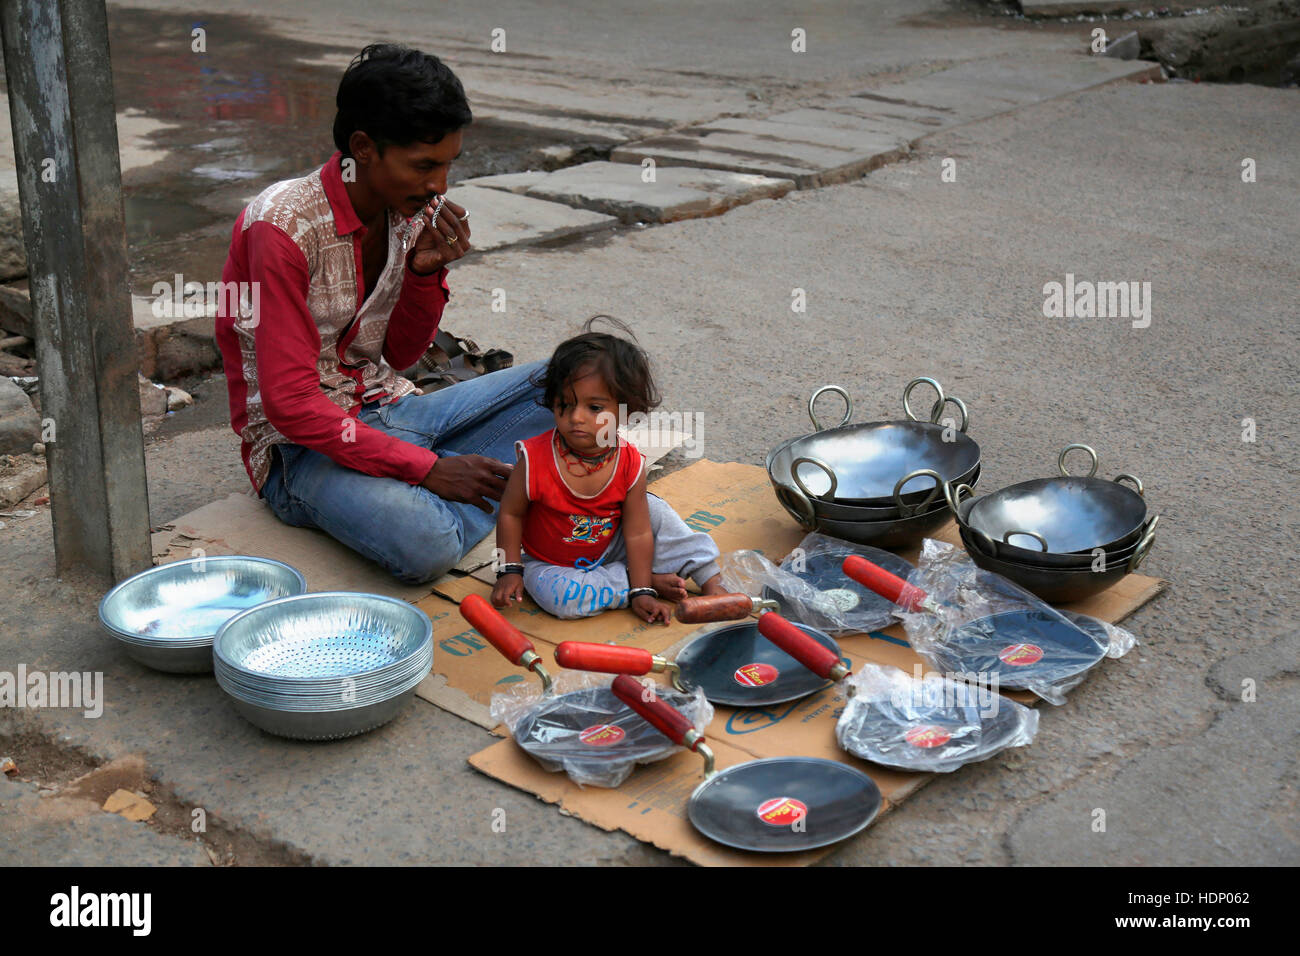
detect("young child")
[491,320,726,623]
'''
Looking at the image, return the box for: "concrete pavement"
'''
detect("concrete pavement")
[2,1,1297,866]
[5,71,1298,864]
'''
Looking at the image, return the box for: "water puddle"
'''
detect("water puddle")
[108,7,602,290]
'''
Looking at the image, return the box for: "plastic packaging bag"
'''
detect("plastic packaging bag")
[719,549,859,635]
[490,669,712,788]
[894,539,1137,705]
[777,532,915,635]
[835,664,1039,773]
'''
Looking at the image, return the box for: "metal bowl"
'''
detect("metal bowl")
[809,497,957,549]
[960,521,1157,603]
[778,422,980,504]
[228,688,420,741]
[782,464,981,523]
[214,592,432,687]
[953,445,1147,562]
[961,520,1154,572]
[955,477,1155,569]
[98,556,308,674]
[767,380,981,506]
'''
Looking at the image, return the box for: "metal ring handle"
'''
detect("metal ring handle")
[775,483,818,531]
[892,468,943,517]
[903,377,945,423]
[1113,473,1144,497]
[944,481,976,522]
[791,456,838,501]
[1003,530,1048,552]
[928,395,970,433]
[1127,515,1159,572]
[1058,443,1100,478]
[808,385,852,432]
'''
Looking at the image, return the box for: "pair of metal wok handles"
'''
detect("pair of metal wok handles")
[946,442,1156,571]
[784,378,974,527]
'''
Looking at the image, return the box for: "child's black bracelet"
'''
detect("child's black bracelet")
[496,563,525,579]
[627,587,657,602]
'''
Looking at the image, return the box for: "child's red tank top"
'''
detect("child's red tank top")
[516,429,646,567]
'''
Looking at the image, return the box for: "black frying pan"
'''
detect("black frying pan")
[841,557,1108,690]
[555,596,840,707]
[461,595,688,784]
[611,675,881,853]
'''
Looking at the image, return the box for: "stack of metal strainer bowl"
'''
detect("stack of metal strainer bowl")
[213,592,433,740]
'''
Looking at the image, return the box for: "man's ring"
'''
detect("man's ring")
[446,234,458,245]
[458,212,469,222]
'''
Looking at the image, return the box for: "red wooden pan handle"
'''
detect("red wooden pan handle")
[612,675,697,748]
[757,612,843,680]
[842,555,928,611]
[460,593,536,666]
[675,593,753,624]
[555,642,654,675]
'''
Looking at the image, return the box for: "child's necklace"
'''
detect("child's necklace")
[555,431,616,477]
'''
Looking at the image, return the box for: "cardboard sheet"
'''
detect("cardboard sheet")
[151,492,432,601]
[446,459,1166,865]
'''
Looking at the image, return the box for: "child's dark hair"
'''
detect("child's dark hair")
[535,316,661,416]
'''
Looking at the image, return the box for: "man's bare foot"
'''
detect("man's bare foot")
[651,573,688,602]
[700,574,727,596]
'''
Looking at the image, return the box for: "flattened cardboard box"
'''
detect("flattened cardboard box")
[458,462,1168,865]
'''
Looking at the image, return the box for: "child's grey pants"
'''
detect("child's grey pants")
[522,495,722,619]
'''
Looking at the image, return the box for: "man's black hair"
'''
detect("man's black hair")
[535,316,662,417]
[333,44,472,157]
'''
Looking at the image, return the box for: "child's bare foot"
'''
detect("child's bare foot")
[700,574,727,596]
[651,573,688,602]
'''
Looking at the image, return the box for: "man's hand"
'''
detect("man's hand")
[492,573,525,609]
[408,197,471,275]
[420,455,511,512]
[630,594,671,625]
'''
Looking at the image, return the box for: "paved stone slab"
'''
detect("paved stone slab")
[613,56,1154,189]
[445,184,617,252]
[612,120,909,189]
[460,170,552,194]
[828,54,1160,140]
[511,161,794,224]
[1021,1,1205,14]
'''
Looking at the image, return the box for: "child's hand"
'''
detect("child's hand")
[630,594,671,625]
[492,574,525,609]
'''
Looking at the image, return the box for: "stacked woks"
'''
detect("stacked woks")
[767,378,981,549]
[98,556,308,674]
[950,444,1159,602]
[213,592,433,740]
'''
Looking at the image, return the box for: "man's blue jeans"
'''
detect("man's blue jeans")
[260,361,554,584]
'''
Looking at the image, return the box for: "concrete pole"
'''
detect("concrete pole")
[0,0,151,583]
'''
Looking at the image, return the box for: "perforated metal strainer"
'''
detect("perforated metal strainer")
[213,592,433,739]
